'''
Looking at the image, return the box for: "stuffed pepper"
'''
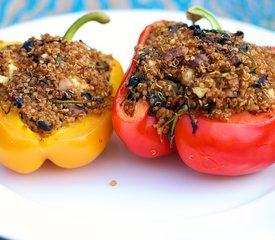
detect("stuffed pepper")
[113,7,275,176]
[0,13,123,173]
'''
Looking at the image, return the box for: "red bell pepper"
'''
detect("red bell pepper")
[112,7,275,175]
[112,20,175,158]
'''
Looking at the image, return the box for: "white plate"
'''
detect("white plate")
[0,10,274,240]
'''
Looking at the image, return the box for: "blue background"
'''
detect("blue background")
[0,0,274,30]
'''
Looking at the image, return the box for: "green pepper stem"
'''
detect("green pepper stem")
[62,12,110,41]
[186,6,221,30]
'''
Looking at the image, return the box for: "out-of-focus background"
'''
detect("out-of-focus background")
[0,0,274,30]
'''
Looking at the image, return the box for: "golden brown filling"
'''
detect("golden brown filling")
[124,22,275,137]
[0,34,112,136]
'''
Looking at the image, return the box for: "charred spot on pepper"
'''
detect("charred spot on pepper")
[37,120,53,131]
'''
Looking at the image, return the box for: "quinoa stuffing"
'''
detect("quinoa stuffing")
[123,22,275,141]
[0,34,113,137]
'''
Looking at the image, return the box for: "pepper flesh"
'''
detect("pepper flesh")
[0,13,124,173]
[113,21,175,158]
[175,111,275,175]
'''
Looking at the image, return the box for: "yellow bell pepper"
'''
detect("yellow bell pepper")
[0,13,123,173]
[0,41,20,48]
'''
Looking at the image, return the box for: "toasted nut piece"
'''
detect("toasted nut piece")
[192,87,209,98]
